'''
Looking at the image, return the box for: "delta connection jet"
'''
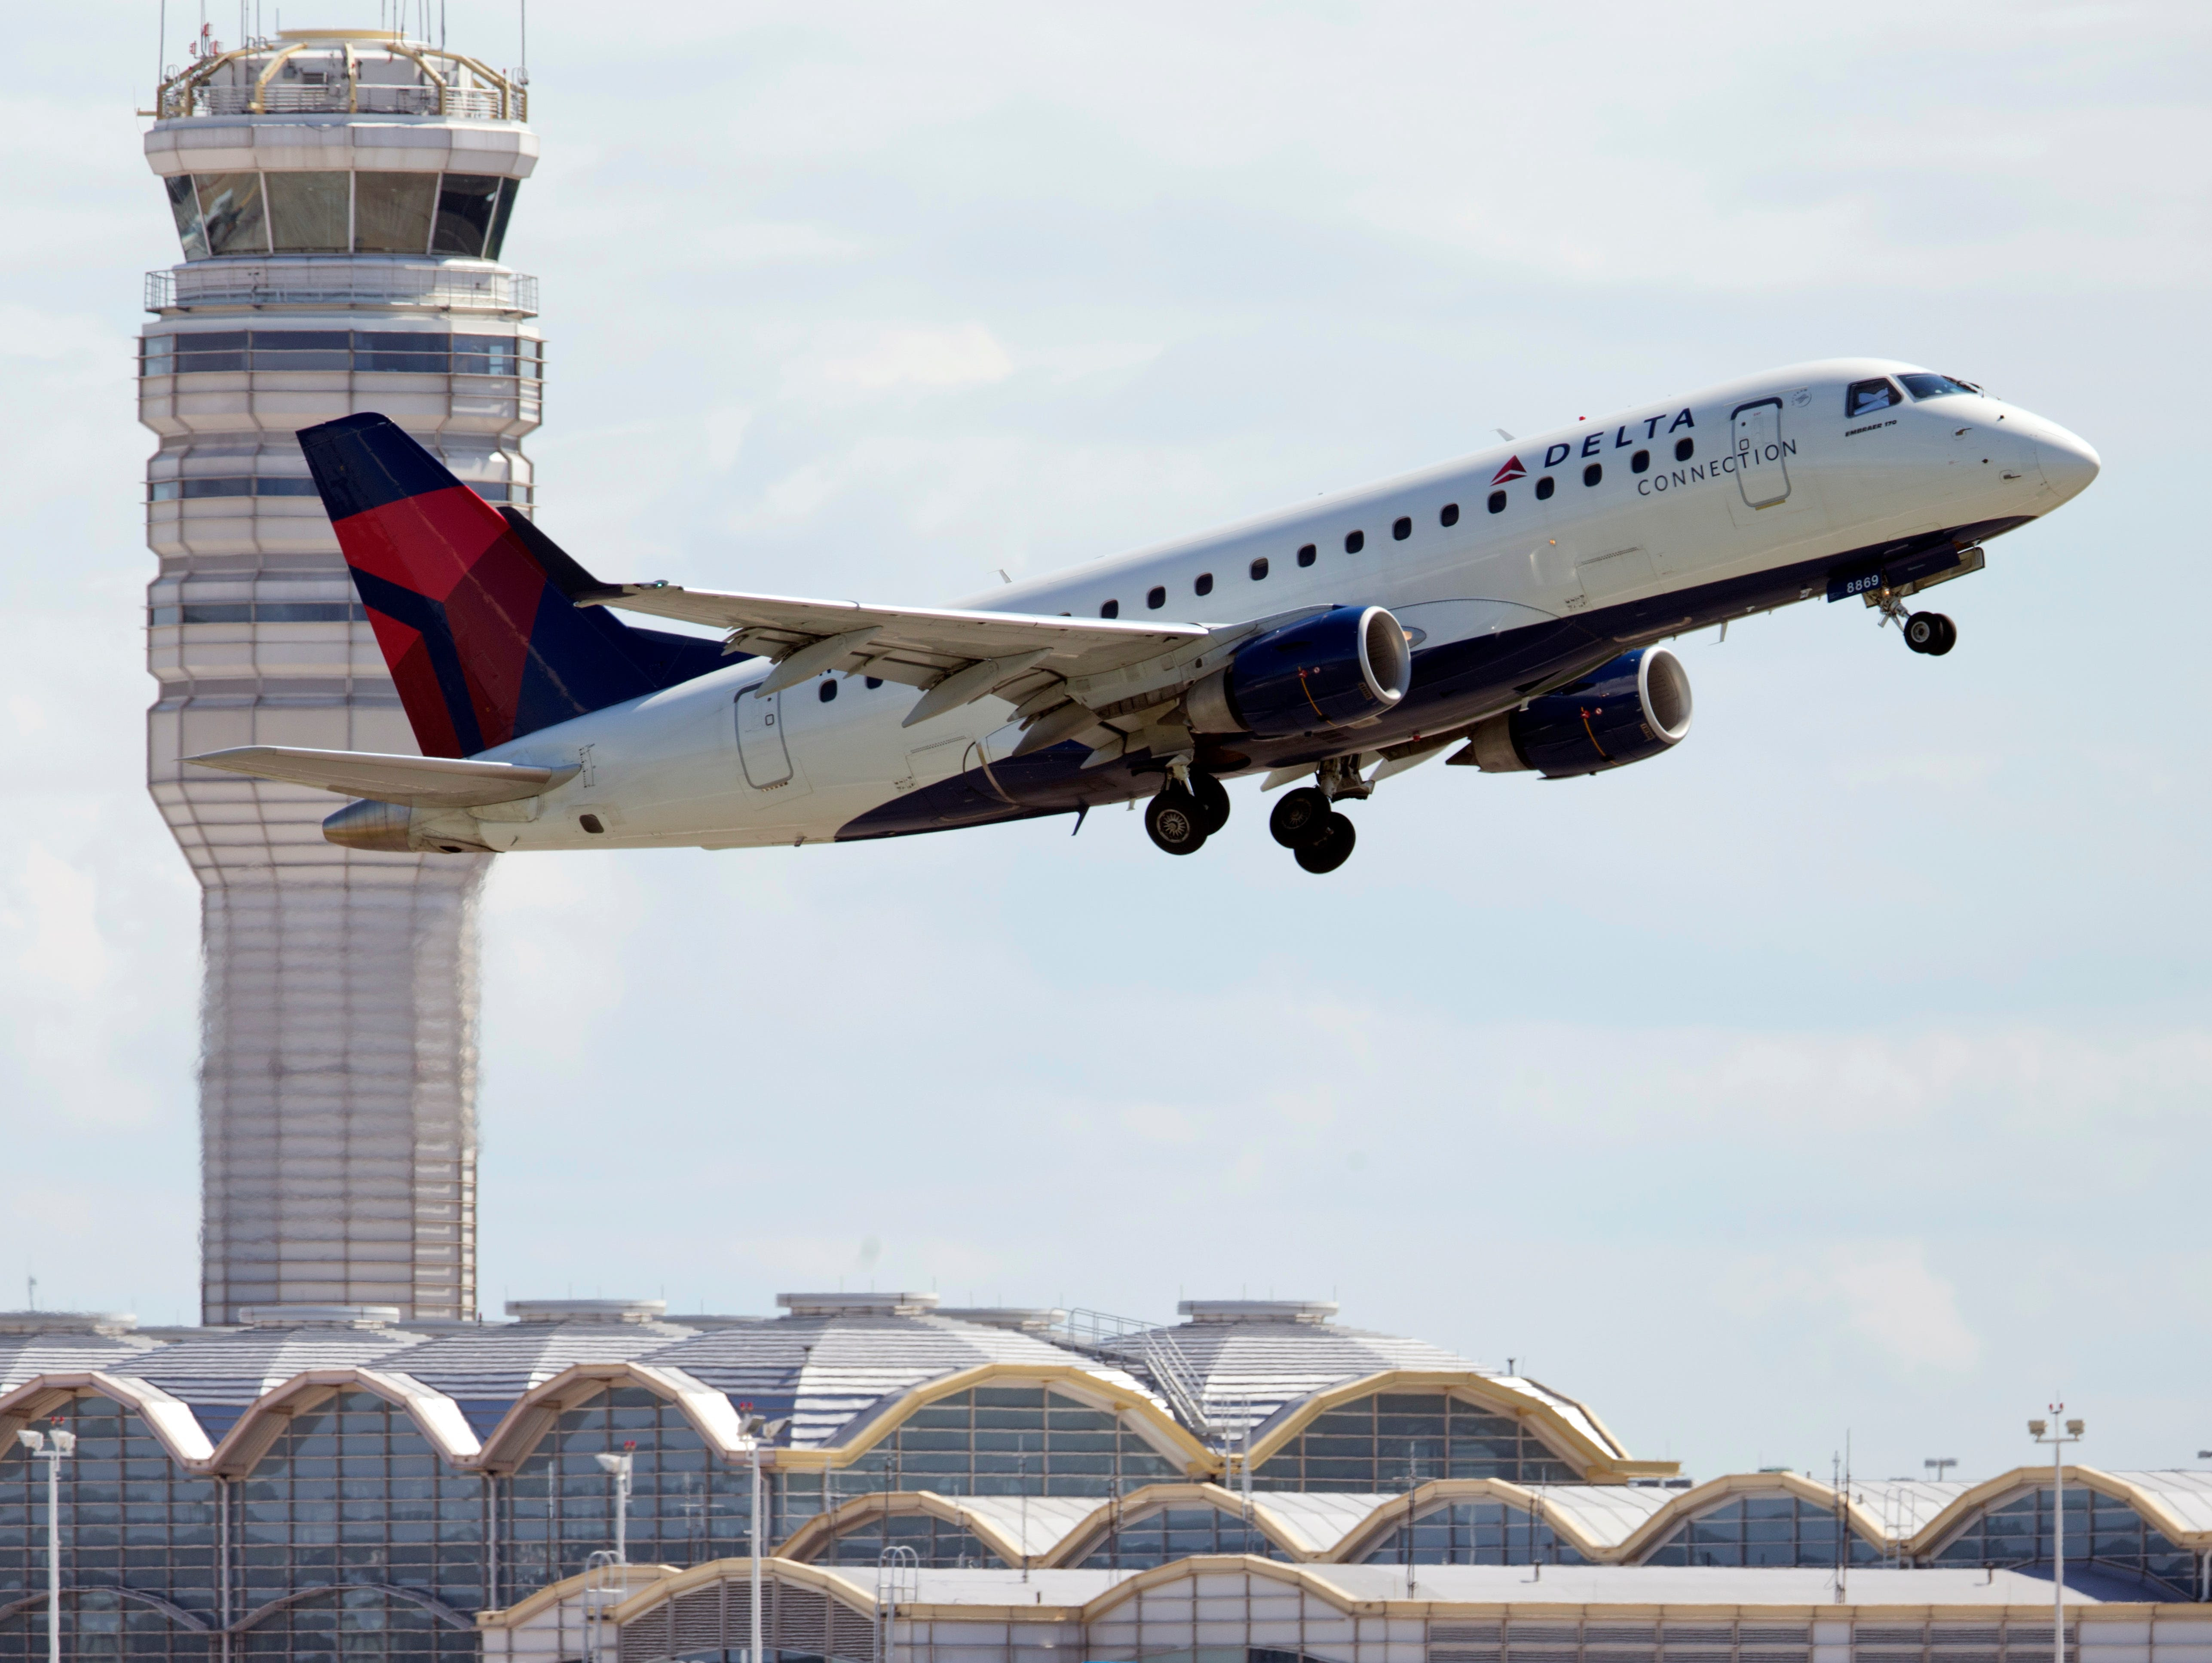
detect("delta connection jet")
[189,360,2099,875]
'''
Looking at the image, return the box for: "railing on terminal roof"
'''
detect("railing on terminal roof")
[146,261,538,316]
[1056,1308,1223,1444]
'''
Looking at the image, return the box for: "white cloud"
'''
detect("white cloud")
[818,325,1014,392]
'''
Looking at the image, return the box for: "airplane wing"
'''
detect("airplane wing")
[578,580,1214,737]
[185,746,577,808]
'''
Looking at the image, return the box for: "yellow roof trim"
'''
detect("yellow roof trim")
[474,1562,678,1629]
[1900,1465,2210,1556]
[0,1371,214,1467]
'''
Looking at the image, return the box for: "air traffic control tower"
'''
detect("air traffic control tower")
[139,28,542,1324]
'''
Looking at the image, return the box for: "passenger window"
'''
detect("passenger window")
[818,679,837,702]
[1535,476,1556,501]
[1345,530,1365,554]
[1583,463,1602,487]
[1296,543,1316,567]
[866,676,883,689]
[1392,516,1411,541]
[1845,377,1901,417]
[1631,449,1650,474]
[1100,599,1119,618]
[1146,585,1165,609]
[1250,557,1269,581]
[1440,503,1460,527]
[1675,437,1694,462]
[1195,572,1213,596]
[1487,490,1506,515]
[579,814,605,835]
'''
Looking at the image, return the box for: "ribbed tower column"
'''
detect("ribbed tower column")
[138,27,542,1323]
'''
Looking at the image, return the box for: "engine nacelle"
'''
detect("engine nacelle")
[1461,646,1693,778]
[1186,605,1412,738]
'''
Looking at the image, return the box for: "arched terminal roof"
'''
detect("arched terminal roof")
[120,1308,433,1440]
[635,1292,1161,1452]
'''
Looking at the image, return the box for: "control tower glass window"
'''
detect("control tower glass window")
[267,171,350,253]
[433,175,504,256]
[164,175,208,260]
[355,172,438,254]
[195,172,267,256]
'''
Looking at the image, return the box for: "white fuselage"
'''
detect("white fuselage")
[446,358,2098,853]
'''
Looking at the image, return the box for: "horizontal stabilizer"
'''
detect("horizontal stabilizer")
[185,746,576,809]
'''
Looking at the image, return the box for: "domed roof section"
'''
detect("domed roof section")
[640,1292,1154,1448]
[375,1299,720,1438]
[0,1313,162,1391]
[122,1308,432,1439]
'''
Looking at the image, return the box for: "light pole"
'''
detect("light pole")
[18,1427,77,1663]
[594,1451,634,1564]
[2029,1407,2085,1663]
[1924,1458,1959,1482]
[738,1413,789,1663]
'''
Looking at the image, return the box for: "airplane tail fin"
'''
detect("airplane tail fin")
[297,413,723,757]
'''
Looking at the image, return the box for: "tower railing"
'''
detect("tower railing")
[146,261,538,316]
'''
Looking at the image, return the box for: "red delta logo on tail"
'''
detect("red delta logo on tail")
[1490,456,1527,485]
[297,412,726,758]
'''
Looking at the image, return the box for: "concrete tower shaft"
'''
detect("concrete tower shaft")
[140,28,542,1325]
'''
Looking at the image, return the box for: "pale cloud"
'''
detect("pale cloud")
[817,325,1014,393]
[1719,1242,1982,1374]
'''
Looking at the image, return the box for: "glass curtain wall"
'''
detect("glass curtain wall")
[1930,1487,2196,1597]
[0,1589,214,1663]
[232,1391,484,1621]
[499,1388,754,1602]
[1250,1393,1577,1490]
[1075,1506,1286,1569]
[1358,1498,1586,1566]
[0,1397,219,1620]
[234,1586,478,1663]
[804,1513,1003,1570]
[1639,1495,1882,1568]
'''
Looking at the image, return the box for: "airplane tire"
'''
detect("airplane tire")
[1904,612,1940,654]
[1928,614,1957,656]
[1293,813,1357,874]
[1145,788,1208,855]
[1191,773,1232,835]
[1270,787,1333,848]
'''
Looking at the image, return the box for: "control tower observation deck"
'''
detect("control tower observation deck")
[139,29,542,1324]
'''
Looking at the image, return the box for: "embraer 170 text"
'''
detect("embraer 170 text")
[190,360,2099,875]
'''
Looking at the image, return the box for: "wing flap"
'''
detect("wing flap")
[185,746,576,809]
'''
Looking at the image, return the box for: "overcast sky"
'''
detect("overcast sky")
[4,0,2209,1486]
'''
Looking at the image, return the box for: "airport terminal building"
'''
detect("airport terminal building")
[3,1293,2209,1662]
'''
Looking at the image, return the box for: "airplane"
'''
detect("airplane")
[188,359,2099,875]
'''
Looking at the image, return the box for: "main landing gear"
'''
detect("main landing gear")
[1268,754,1366,875]
[1143,770,1231,855]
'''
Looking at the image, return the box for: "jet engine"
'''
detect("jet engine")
[1458,646,1693,778]
[1185,605,1412,738]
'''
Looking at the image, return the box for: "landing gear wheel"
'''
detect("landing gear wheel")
[1293,813,1357,874]
[1145,787,1208,855]
[1269,787,1333,849]
[1190,772,1232,835]
[1928,613,1957,656]
[1904,611,1941,654]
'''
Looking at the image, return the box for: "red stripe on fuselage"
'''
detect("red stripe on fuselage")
[337,485,551,753]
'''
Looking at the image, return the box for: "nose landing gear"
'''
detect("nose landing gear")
[1903,610,1957,655]
[1872,586,1958,656]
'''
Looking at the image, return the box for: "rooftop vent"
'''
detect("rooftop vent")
[237,1304,400,1328]
[1178,1299,1338,1325]
[505,1299,668,1325]
[777,1292,940,1318]
[0,1311,138,1336]
[937,1307,1066,1332]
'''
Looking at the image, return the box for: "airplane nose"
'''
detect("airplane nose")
[2035,426,2101,502]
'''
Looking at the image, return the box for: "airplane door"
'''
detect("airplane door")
[1731,398,1791,509]
[735,683,794,789]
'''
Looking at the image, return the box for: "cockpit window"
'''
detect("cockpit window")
[1899,371,1982,400]
[1845,378,1901,418]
